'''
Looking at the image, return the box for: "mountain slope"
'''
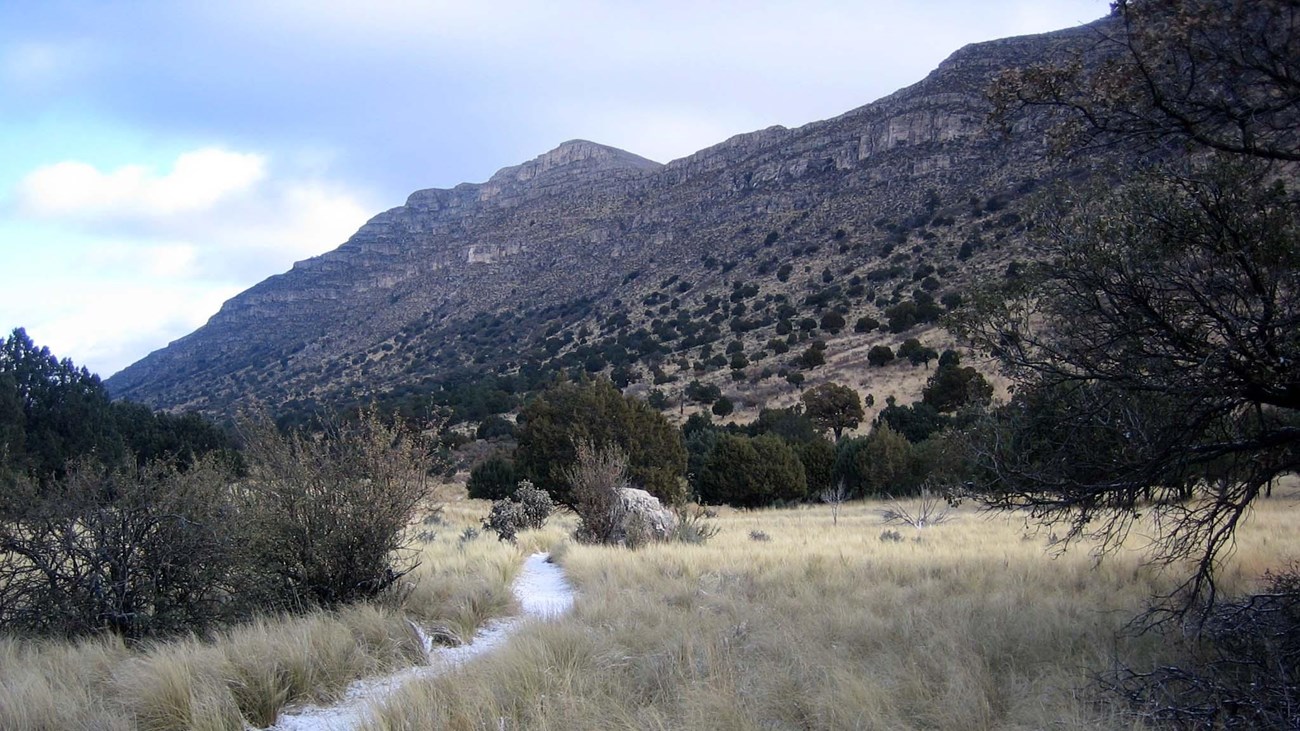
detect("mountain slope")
[106,16,1114,421]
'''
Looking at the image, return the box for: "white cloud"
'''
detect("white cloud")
[3,147,376,376]
[16,148,267,218]
[12,276,242,378]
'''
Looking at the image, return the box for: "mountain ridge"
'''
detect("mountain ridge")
[106,14,1116,422]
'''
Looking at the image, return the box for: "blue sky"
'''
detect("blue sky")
[0,0,1106,379]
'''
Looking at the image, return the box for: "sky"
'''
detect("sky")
[0,0,1107,379]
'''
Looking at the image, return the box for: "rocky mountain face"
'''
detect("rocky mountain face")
[106,17,1115,420]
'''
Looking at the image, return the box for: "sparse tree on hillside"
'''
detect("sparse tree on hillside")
[801,383,864,440]
[921,357,993,413]
[867,345,895,367]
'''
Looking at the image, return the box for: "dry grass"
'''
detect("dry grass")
[0,495,555,730]
[366,490,1300,730]
[4,486,1296,730]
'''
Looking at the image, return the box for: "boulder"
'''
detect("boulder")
[616,487,678,545]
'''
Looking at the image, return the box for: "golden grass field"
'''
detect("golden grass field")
[2,482,1297,730]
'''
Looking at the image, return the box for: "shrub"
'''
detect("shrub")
[475,414,515,440]
[238,407,440,609]
[466,455,517,500]
[875,401,947,444]
[646,388,669,409]
[567,441,629,545]
[483,480,554,542]
[671,505,721,544]
[684,379,722,404]
[819,311,846,333]
[795,438,837,495]
[0,456,246,638]
[697,434,807,508]
[854,316,881,333]
[797,347,826,369]
[513,480,555,529]
[867,345,895,367]
[1107,566,1300,727]
[922,361,994,413]
[515,379,686,506]
[834,425,915,498]
[483,500,526,543]
[712,397,735,417]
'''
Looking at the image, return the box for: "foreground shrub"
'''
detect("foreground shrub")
[671,505,720,544]
[0,457,246,638]
[567,441,629,545]
[239,408,440,609]
[513,481,555,529]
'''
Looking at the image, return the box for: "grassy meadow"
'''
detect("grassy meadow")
[368,485,1300,731]
[2,483,1298,730]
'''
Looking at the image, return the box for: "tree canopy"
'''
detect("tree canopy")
[515,378,687,505]
[0,328,232,484]
[800,382,864,440]
[968,0,1300,607]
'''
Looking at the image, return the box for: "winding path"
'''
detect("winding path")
[266,552,575,731]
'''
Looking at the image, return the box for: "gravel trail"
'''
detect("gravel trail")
[265,552,575,731]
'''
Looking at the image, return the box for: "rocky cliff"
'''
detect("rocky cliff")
[106,16,1115,419]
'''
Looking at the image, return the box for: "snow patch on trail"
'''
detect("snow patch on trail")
[265,552,575,731]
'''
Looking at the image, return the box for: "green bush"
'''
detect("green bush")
[238,408,440,609]
[483,480,554,542]
[697,434,806,507]
[833,425,915,498]
[476,414,515,440]
[515,379,686,505]
[922,360,993,413]
[819,311,845,333]
[867,345,895,367]
[467,454,517,500]
[854,316,881,333]
[797,347,826,369]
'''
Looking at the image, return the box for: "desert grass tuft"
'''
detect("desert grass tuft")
[111,640,243,731]
[0,634,132,730]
